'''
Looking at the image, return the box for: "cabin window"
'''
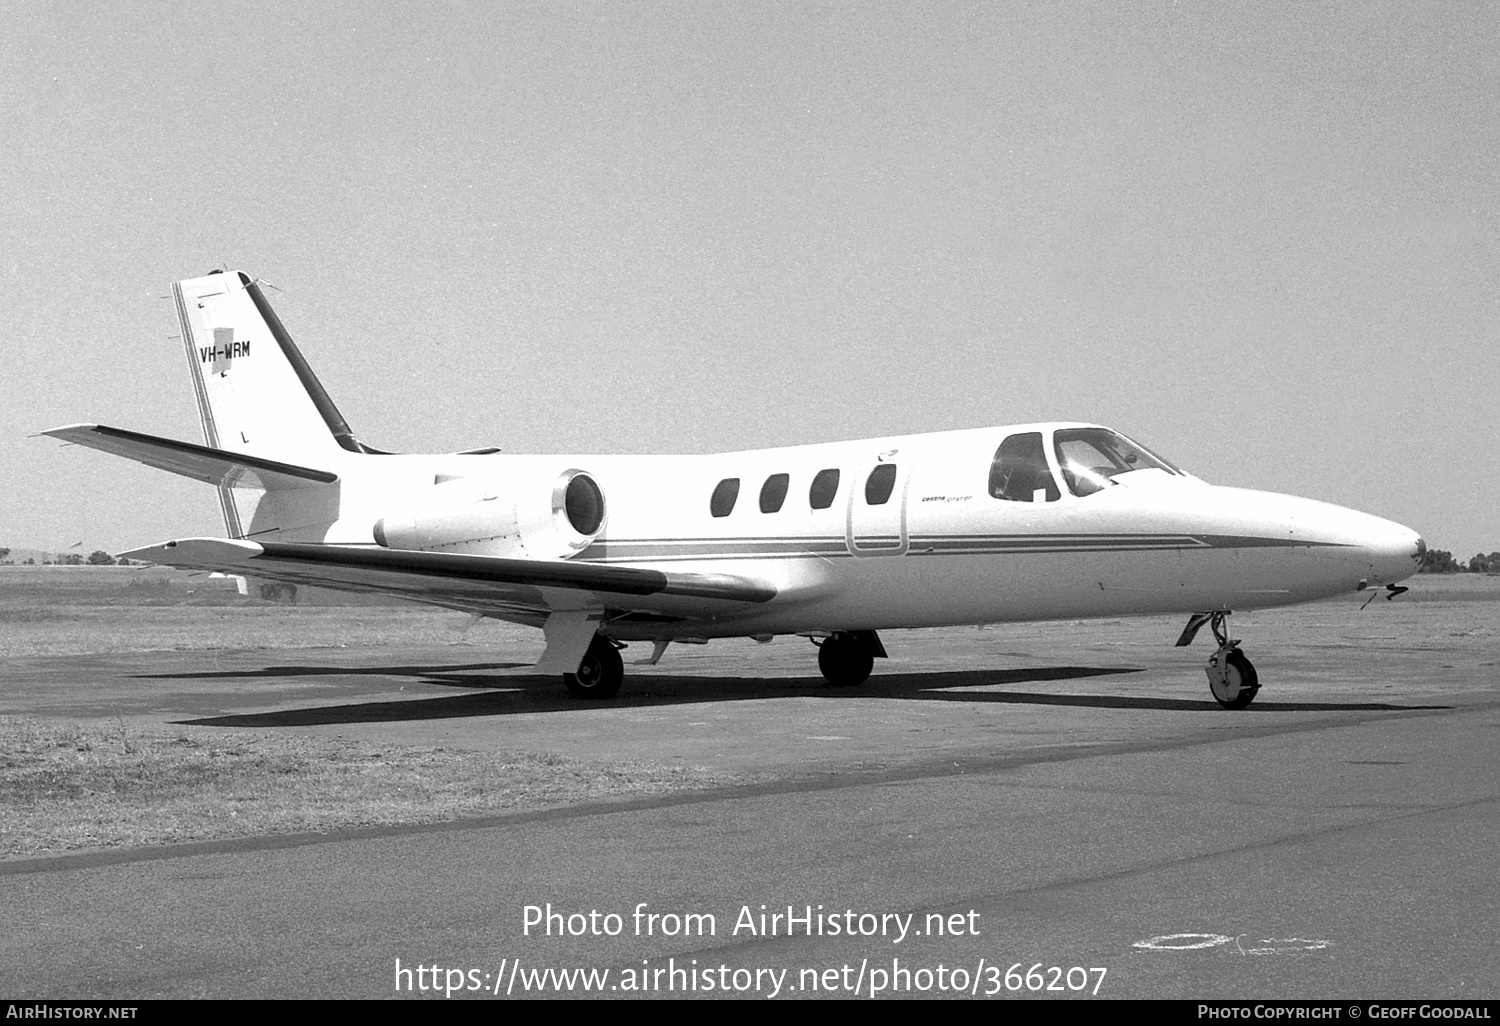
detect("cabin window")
[809,468,840,509]
[1053,428,1181,497]
[710,478,740,517]
[759,473,790,513]
[989,432,1060,502]
[864,463,898,505]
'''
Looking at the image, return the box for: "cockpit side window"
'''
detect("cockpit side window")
[1053,428,1181,497]
[988,432,1060,502]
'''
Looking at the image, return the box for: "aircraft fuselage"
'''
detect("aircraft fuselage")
[272,422,1421,641]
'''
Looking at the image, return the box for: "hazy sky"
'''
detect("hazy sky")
[4,1,1496,557]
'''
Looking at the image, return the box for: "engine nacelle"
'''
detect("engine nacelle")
[372,468,606,559]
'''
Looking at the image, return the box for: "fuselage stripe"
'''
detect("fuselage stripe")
[574,534,1342,564]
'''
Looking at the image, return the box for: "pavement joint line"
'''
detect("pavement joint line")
[1,698,1481,878]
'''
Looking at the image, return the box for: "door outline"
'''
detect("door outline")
[846,451,910,556]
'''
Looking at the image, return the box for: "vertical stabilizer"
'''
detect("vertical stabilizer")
[173,271,376,536]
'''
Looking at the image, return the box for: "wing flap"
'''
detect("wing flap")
[41,424,338,489]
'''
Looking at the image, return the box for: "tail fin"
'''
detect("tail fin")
[173,270,384,535]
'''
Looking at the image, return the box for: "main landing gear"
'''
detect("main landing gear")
[814,630,886,687]
[563,635,625,700]
[1178,611,1259,709]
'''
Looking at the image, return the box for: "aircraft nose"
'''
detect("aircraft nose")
[1265,491,1423,590]
[1354,516,1424,586]
[1202,487,1423,599]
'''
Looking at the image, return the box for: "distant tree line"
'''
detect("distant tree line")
[1420,548,1500,574]
[0,548,134,566]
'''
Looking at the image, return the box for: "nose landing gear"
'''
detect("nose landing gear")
[1177,611,1260,709]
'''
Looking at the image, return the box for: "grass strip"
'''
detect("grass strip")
[0,717,729,859]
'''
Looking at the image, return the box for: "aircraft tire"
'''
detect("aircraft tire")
[563,638,624,699]
[818,636,874,688]
[1209,649,1259,709]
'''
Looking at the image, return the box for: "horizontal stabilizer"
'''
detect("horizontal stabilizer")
[118,539,778,615]
[41,424,338,490]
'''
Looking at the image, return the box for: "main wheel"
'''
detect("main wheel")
[1209,649,1259,709]
[818,635,874,688]
[563,637,624,699]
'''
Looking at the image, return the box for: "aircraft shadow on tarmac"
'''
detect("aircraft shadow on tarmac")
[141,661,533,679]
[171,663,1451,729]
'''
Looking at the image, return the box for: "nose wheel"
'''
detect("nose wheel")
[1202,612,1259,709]
[1207,646,1259,708]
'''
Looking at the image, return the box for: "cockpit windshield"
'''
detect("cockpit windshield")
[1053,428,1182,497]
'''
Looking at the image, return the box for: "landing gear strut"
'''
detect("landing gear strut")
[563,635,624,700]
[1203,612,1258,710]
[815,630,884,687]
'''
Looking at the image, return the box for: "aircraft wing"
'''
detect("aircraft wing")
[40,424,337,489]
[119,538,777,621]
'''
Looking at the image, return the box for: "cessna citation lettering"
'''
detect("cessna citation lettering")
[45,271,1423,708]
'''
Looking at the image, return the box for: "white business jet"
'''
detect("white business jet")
[44,271,1423,708]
